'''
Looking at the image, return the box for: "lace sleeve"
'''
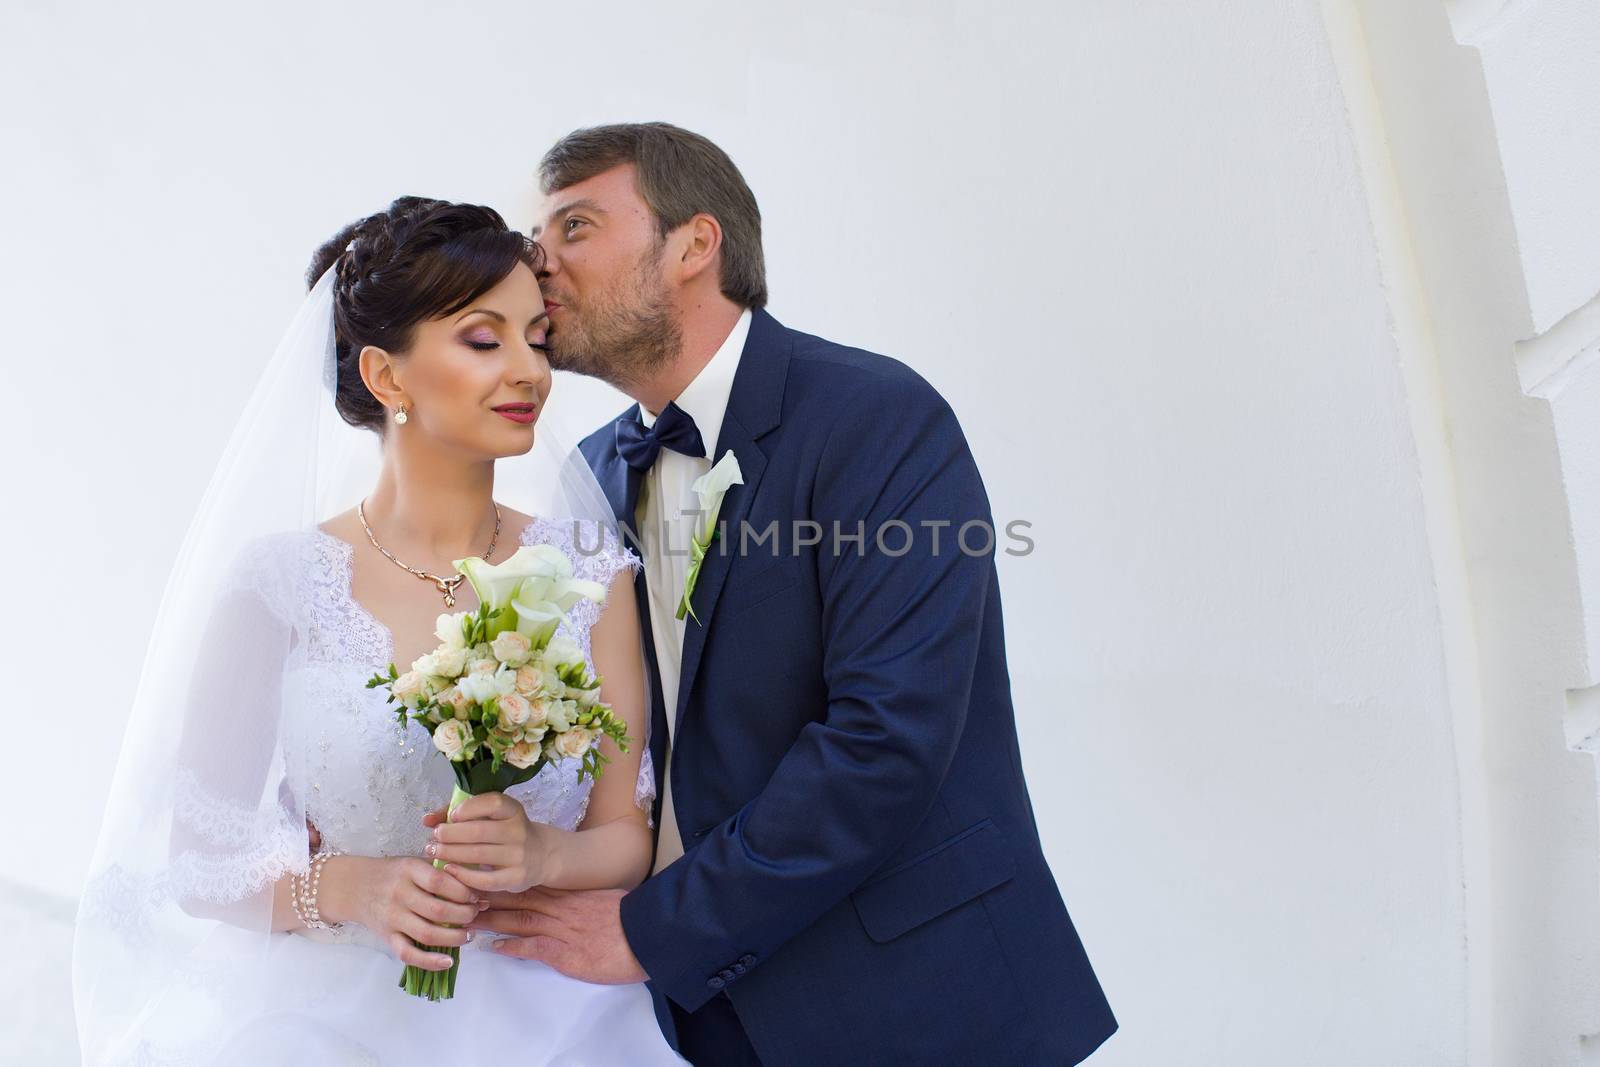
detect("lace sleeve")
[75,528,314,1066]
[635,747,657,828]
[585,531,652,825]
[568,519,642,589]
[169,533,310,908]
[564,521,653,824]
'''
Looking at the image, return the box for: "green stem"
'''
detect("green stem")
[397,783,474,1000]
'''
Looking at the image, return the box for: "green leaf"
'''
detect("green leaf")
[462,755,546,794]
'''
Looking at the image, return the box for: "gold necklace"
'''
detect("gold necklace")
[357,499,502,608]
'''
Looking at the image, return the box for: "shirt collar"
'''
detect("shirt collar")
[637,307,753,459]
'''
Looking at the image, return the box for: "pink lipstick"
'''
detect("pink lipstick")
[493,404,536,425]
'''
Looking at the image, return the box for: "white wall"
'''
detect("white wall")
[1369,1,1600,1061]
[10,1,1600,1063]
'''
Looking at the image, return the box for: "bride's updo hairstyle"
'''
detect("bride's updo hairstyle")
[305,196,543,434]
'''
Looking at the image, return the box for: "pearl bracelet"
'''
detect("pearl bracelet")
[290,848,347,931]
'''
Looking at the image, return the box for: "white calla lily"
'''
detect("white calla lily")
[691,451,744,543]
[678,450,744,623]
[511,596,565,647]
[551,576,608,612]
[453,544,569,612]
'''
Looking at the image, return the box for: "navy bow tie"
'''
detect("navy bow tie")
[616,401,706,471]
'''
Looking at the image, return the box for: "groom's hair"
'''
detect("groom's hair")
[539,122,767,309]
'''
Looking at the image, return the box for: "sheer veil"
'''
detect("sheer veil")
[71,261,623,1066]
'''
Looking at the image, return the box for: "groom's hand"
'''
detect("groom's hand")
[471,886,648,985]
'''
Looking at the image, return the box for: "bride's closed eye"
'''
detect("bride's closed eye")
[462,334,549,353]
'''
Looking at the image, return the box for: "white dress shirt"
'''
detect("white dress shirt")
[636,307,753,875]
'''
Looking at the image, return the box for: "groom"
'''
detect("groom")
[474,122,1117,1066]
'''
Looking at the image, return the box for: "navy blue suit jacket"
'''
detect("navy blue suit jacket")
[580,308,1116,1066]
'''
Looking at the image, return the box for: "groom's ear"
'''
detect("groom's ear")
[671,212,725,288]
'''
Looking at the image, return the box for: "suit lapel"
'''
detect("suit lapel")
[672,309,790,736]
[673,419,768,735]
[592,410,669,845]
[597,404,646,557]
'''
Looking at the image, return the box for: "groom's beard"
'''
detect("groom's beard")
[545,244,681,392]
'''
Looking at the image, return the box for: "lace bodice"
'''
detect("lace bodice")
[280,517,651,860]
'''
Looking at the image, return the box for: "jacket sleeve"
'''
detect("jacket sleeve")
[618,371,995,1011]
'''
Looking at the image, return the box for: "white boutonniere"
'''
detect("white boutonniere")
[678,450,744,623]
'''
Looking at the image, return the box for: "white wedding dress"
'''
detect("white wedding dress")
[151,516,683,1066]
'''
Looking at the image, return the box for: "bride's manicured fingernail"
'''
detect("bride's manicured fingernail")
[424,843,437,857]
[465,930,475,943]
[478,899,491,911]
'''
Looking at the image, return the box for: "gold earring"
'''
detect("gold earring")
[394,403,409,425]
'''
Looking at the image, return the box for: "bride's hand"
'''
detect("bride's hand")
[422,792,553,894]
[319,855,481,971]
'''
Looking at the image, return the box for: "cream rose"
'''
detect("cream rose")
[490,630,533,667]
[505,739,544,769]
[497,692,532,729]
[554,727,595,760]
[438,684,472,720]
[392,670,433,710]
[514,664,545,697]
[432,719,473,761]
[433,648,469,677]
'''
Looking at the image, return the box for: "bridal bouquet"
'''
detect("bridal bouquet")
[365,543,632,1001]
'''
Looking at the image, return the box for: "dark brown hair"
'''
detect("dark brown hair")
[306,196,543,433]
[538,123,767,308]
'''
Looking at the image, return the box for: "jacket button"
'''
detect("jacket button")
[719,968,736,981]
[707,976,726,990]
[732,963,747,976]
[738,953,756,966]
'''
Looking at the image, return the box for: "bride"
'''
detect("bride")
[72,197,685,1065]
